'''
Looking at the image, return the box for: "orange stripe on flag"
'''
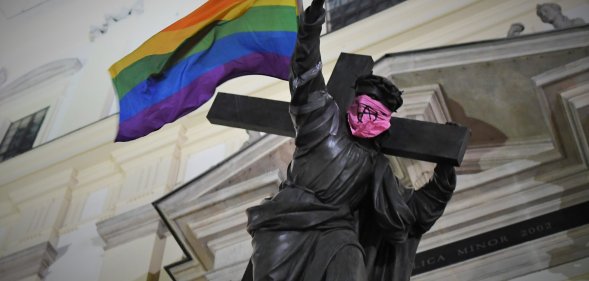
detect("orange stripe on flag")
[164,0,252,32]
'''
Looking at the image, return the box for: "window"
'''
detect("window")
[0,107,48,162]
[325,0,406,32]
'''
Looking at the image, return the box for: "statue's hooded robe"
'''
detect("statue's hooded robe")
[242,6,455,281]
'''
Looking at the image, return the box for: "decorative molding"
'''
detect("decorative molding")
[0,58,82,102]
[373,26,589,75]
[4,185,74,255]
[76,160,122,188]
[532,56,589,163]
[421,166,588,251]
[8,168,77,204]
[560,82,589,165]
[96,204,166,250]
[460,138,555,173]
[396,84,452,122]
[0,242,56,281]
[532,56,589,86]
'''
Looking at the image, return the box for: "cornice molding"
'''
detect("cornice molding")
[373,26,589,75]
[0,58,82,102]
[532,56,589,86]
[9,168,77,204]
[96,204,166,250]
[76,160,122,188]
[0,242,56,281]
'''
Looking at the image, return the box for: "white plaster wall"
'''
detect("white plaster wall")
[45,223,104,281]
[183,144,227,182]
[98,234,160,281]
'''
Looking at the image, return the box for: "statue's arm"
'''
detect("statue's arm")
[407,164,456,235]
[289,0,327,107]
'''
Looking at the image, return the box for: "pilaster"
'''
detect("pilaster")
[4,169,76,255]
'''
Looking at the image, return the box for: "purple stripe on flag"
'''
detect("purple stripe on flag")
[116,52,291,141]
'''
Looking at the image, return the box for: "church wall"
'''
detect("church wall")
[97,233,164,281]
[1,0,588,280]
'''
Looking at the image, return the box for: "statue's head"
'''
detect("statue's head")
[346,74,403,138]
[537,3,562,23]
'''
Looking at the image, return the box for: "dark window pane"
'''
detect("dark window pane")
[0,107,48,162]
[326,0,406,32]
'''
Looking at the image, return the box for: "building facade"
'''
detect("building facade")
[1,0,589,280]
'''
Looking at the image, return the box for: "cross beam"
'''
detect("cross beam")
[207,53,469,166]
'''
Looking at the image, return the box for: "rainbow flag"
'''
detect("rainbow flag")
[110,0,299,141]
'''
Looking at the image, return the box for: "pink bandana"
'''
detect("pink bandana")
[347,95,392,138]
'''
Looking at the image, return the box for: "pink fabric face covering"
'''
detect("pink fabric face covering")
[346,95,393,138]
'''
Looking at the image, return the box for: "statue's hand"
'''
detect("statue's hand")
[311,0,326,8]
[434,163,456,189]
[305,0,326,23]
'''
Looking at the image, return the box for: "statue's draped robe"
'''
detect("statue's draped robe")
[243,6,455,281]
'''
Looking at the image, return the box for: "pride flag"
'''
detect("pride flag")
[109,0,299,141]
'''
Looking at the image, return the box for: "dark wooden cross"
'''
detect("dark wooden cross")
[207,53,470,166]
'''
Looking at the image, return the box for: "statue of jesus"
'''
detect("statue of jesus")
[242,1,456,280]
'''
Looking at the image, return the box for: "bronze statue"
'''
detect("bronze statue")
[242,1,456,280]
